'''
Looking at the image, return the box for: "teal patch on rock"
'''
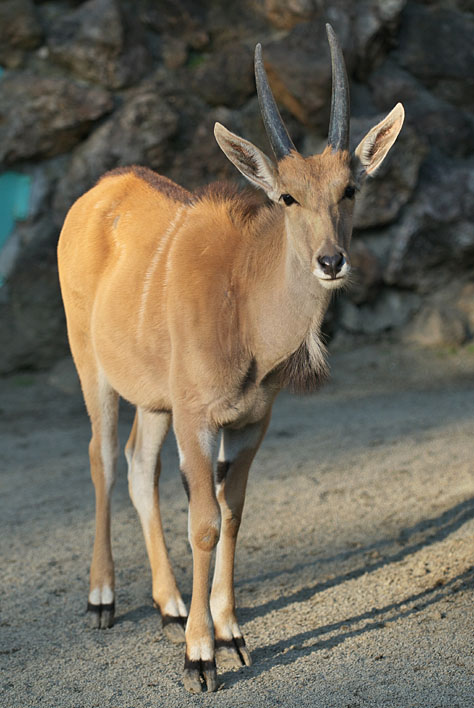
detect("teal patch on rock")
[0,171,31,285]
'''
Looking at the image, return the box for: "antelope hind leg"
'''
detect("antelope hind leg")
[82,369,119,629]
[126,408,188,643]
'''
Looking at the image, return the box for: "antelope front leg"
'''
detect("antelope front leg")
[174,414,220,693]
[210,414,271,669]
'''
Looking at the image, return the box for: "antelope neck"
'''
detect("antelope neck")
[244,211,330,378]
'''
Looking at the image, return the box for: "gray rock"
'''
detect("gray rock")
[48,356,81,395]
[405,306,467,348]
[346,239,382,305]
[340,289,420,335]
[47,0,152,90]
[167,108,238,190]
[456,282,474,337]
[262,20,349,128]
[351,80,378,118]
[191,43,255,108]
[262,0,321,30]
[260,1,406,128]
[0,157,68,283]
[395,3,474,110]
[230,95,304,157]
[0,258,68,374]
[0,0,42,69]
[0,73,113,166]
[138,0,207,42]
[233,97,271,155]
[369,60,474,157]
[352,118,426,229]
[385,158,474,290]
[0,230,20,287]
[162,37,188,70]
[352,0,406,75]
[53,87,178,222]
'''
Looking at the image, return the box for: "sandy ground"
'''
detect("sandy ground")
[1,341,473,708]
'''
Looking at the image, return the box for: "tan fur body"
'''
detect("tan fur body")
[58,83,404,692]
[59,160,341,427]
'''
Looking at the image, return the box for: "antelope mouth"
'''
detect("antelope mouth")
[313,262,351,288]
[316,275,348,290]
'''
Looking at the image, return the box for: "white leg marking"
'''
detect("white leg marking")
[188,639,214,662]
[199,428,217,461]
[101,585,114,604]
[177,441,186,469]
[89,587,101,605]
[89,585,114,605]
[210,591,227,618]
[137,206,185,337]
[187,608,215,661]
[163,597,187,618]
[128,408,169,529]
[98,368,118,495]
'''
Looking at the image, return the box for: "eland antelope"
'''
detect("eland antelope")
[58,25,404,693]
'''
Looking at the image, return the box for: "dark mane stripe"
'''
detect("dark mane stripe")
[191,181,272,225]
[99,166,192,203]
[99,170,273,226]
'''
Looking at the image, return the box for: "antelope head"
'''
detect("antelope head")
[214,24,404,290]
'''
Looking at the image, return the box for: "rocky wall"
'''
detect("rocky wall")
[0,0,473,372]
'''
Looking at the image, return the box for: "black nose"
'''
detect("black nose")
[317,252,344,278]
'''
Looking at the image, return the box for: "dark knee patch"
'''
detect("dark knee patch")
[215,460,230,485]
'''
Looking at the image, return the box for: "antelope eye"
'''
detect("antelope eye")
[281,193,298,206]
[343,185,356,200]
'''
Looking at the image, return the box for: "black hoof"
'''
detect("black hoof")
[153,600,187,644]
[86,601,115,629]
[161,614,187,644]
[215,636,252,669]
[183,655,219,693]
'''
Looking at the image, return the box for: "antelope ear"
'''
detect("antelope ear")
[354,103,405,180]
[214,123,280,201]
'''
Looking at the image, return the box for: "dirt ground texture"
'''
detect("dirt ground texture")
[1,341,473,708]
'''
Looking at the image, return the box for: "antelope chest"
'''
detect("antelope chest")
[211,369,279,430]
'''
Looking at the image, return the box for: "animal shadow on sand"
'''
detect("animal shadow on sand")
[220,496,474,686]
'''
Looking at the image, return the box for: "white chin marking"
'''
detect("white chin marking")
[314,273,347,290]
[313,264,350,290]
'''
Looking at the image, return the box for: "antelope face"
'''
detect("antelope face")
[215,24,404,291]
[275,148,355,289]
